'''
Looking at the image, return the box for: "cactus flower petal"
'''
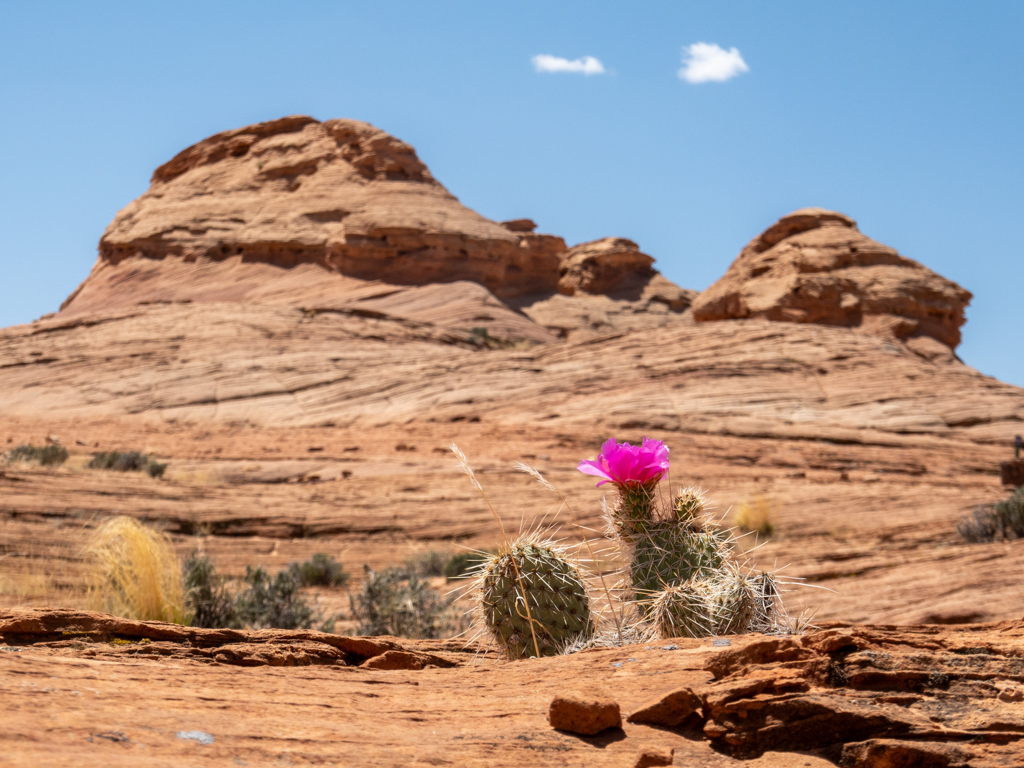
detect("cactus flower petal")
[577,437,670,487]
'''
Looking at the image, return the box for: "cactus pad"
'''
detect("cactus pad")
[707,568,757,635]
[650,579,715,639]
[627,522,728,605]
[479,538,593,659]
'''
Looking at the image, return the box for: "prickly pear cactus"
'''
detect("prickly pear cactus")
[578,438,790,642]
[478,538,594,660]
[615,486,733,609]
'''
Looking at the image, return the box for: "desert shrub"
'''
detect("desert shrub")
[5,443,68,466]
[183,552,237,628]
[183,554,335,630]
[958,488,1024,543]
[85,516,185,623]
[442,550,491,580]
[404,549,450,577]
[88,450,167,478]
[349,565,461,639]
[734,495,776,537]
[289,553,349,587]
[234,565,319,630]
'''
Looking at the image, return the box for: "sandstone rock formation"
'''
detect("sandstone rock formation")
[62,115,567,311]
[691,208,973,357]
[3,608,1022,767]
[58,116,693,343]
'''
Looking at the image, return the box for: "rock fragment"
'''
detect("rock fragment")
[548,692,621,735]
[361,650,424,670]
[631,747,675,768]
[627,687,703,727]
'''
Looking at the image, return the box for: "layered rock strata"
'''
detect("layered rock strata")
[692,208,972,355]
[59,115,694,341]
[62,115,567,311]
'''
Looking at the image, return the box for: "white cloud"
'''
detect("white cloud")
[531,54,605,76]
[678,42,749,83]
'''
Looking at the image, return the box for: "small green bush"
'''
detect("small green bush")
[442,551,491,580]
[183,553,334,631]
[5,443,68,466]
[234,565,319,631]
[289,553,349,587]
[89,450,167,478]
[958,488,1024,543]
[349,565,461,639]
[183,552,237,629]
[404,549,449,577]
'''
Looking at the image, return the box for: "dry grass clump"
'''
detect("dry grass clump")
[85,516,185,623]
[734,495,777,537]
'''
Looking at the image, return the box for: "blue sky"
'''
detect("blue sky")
[1,1,1021,385]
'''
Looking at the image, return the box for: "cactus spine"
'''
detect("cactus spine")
[478,537,594,660]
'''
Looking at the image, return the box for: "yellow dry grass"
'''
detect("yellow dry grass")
[734,494,777,537]
[84,516,185,623]
[0,558,61,608]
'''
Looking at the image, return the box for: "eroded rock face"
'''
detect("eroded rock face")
[691,208,972,351]
[558,238,655,296]
[64,116,566,309]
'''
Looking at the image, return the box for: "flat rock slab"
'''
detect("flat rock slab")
[1,610,1023,767]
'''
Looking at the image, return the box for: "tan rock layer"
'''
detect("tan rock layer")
[67,116,567,307]
[692,208,972,350]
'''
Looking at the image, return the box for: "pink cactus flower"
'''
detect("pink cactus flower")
[577,437,670,488]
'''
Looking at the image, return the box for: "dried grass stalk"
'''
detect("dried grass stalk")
[85,516,185,623]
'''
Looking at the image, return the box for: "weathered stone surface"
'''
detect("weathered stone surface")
[692,208,972,351]
[548,692,622,735]
[3,114,1024,767]
[2,609,1022,766]
[62,116,567,310]
[558,237,654,296]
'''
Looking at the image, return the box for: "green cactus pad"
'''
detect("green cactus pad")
[651,570,757,640]
[707,569,757,635]
[673,487,707,521]
[628,522,729,606]
[479,539,594,660]
[650,579,715,639]
[610,481,660,538]
[748,571,781,633]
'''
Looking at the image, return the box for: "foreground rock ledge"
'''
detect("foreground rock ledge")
[2,609,1022,767]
